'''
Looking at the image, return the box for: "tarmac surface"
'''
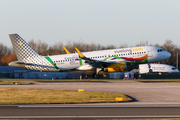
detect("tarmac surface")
[0,80,180,119]
[1,80,180,102]
[0,105,180,119]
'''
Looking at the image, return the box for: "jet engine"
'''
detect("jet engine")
[77,64,93,70]
[103,62,126,72]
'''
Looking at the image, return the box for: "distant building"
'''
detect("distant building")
[0,66,81,79]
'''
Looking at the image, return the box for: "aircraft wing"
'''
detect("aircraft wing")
[75,47,115,67]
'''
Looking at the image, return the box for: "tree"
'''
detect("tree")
[0,52,17,66]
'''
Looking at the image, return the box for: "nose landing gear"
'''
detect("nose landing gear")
[148,63,153,73]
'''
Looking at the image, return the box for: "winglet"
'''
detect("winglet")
[75,47,84,58]
[63,46,71,54]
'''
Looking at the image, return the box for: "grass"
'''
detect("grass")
[0,82,31,85]
[0,88,132,105]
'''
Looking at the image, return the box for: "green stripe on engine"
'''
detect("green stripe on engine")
[45,56,59,70]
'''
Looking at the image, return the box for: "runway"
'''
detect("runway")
[0,105,180,119]
[1,80,180,119]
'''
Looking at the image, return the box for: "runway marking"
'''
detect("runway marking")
[1,115,180,119]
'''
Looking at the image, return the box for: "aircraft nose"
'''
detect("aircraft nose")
[163,52,171,59]
[167,52,171,59]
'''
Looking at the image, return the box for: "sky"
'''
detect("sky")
[0,0,180,48]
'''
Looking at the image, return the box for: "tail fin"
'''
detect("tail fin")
[9,34,40,62]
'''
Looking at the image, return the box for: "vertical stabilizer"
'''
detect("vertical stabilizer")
[9,34,39,62]
[9,33,59,71]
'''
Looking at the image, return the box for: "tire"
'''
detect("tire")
[95,74,100,79]
[149,69,153,73]
[92,73,96,78]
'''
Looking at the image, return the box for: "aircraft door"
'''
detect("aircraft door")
[147,47,153,57]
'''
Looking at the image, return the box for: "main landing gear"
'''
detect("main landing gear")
[92,73,100,79]
[92,68,102,79]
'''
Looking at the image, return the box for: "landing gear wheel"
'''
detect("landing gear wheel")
[149,69,153,73]
[92,73,96,78]
[94,74,100,79]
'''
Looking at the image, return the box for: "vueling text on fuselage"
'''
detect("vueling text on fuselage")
[114,49,132,53]
[132,48,143,52]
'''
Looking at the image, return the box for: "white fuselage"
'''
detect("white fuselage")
[139,64,179,74]
[47,46,171,71]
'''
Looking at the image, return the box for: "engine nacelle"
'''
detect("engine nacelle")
[103,62,126,72]
[9,61,27,69]
[77,64,93,70]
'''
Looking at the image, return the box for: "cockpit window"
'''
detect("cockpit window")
[172,67,176,70]
[157,49,164,52]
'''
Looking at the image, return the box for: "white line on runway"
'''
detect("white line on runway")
[1,115,180,119]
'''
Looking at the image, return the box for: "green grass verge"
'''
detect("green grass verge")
[0,88,132,105]
[0,82,31,85]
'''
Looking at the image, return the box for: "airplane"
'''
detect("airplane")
[9,33,171,78]
[139,64,179,74]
